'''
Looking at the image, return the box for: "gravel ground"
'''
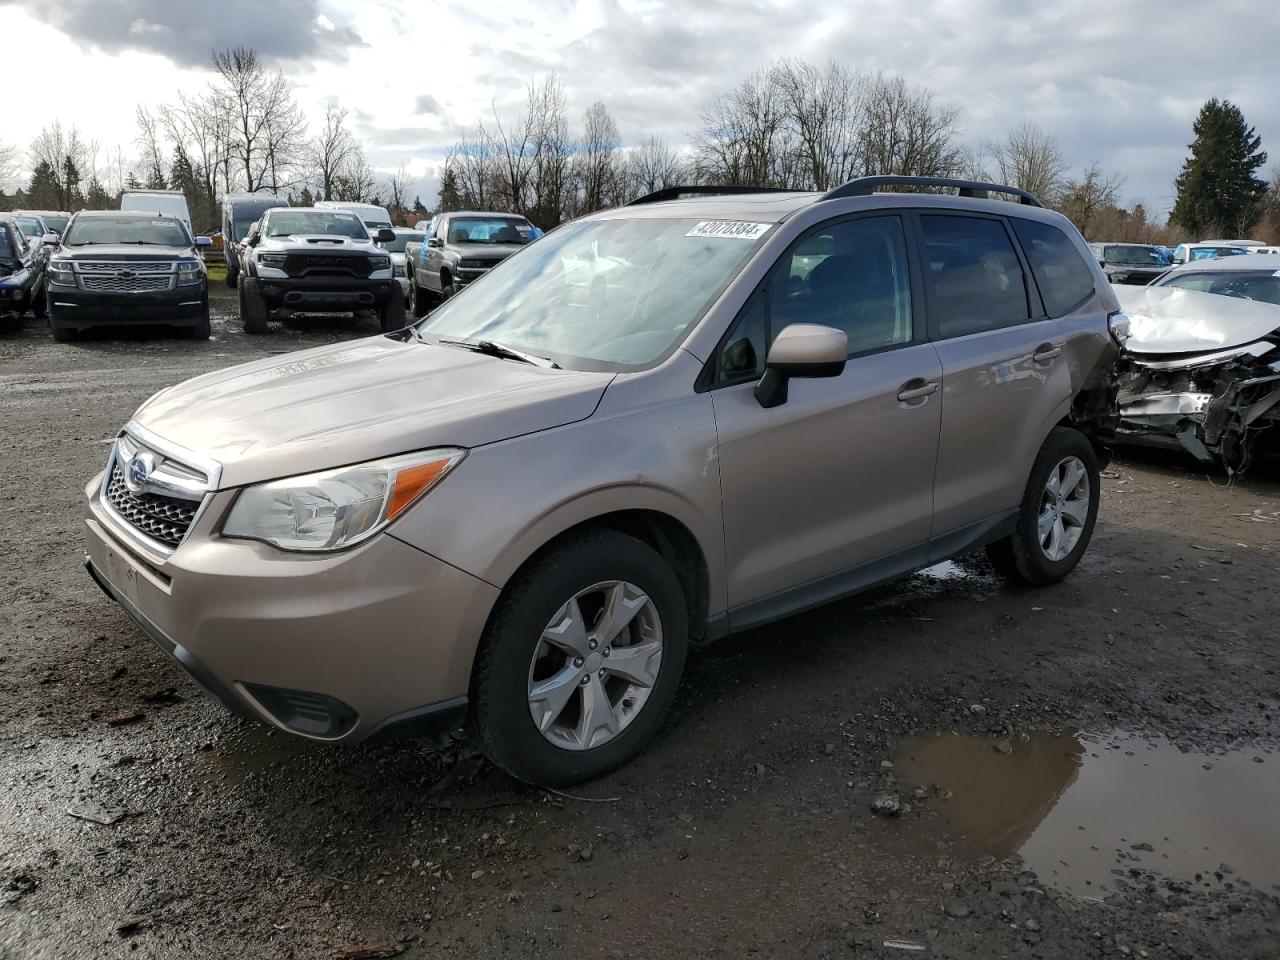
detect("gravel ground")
[2,292,1279,959]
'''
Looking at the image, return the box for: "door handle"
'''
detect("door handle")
[897,380,939,402]
[1033,343,1062,363]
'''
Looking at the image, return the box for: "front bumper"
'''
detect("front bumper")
[83,477,499,742]
[256,276,398,311]
[48,285,208,327]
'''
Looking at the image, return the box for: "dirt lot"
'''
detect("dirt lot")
[2,289,1279,959]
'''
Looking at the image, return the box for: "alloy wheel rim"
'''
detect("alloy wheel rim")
[527,580,663,751]
[1038,455,1090,562]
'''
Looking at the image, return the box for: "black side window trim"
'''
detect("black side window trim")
[697,211,924,392]
[911,209,1043,342]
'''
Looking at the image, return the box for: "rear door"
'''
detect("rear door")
[711,213,943,618]
[917,212,1081,548]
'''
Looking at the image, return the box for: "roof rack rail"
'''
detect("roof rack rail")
[821,175,1043,208]
[626,185,802,206]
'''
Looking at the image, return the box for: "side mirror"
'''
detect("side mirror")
[374,227,396,244]
[195,236,213,248]
[41,233,60,246]
[754,323,848,409]
[427,236,442,248]
[248,234,260,247]
[1096,258,1106,267]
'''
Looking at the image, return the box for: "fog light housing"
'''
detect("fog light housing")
[242,683,357,738]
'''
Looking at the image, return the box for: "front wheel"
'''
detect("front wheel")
[472,529,689,787]
[378,291,406,332]
[986,427,1100,586]
[31,282,47,319]
[239,277,269,334]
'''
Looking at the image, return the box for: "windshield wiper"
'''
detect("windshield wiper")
[435,337,560,369]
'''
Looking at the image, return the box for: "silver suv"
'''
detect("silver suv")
[83,177,1124,786]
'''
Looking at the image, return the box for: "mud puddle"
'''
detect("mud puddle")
[193,724,317,787]
[895,730,1280,898]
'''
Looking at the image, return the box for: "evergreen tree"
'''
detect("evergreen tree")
[27,161,61,209]
[437,166,462,213]
[1171,99,1268,236]
[60,155,82,209]
[412,195,427,216]
[83,178,111,210]
[298,185,315,207]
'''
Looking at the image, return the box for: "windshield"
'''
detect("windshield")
[380,233,422,253]
[1191,246,1248,261]
[264,211,369,239]
[417,216,775,369]
[63,216,190,246]
[1160,271,1280,306]
[445,217,534,245]
[1104,245,1164,266]
[230,218,263,242]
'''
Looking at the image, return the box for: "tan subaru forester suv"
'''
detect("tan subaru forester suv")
[84,177,1125,786]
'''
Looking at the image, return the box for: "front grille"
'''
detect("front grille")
[81,274,173,293]
[75,261,174,274]
[283,253,372,279]
[458,258,495,269]
[104,462,198,548]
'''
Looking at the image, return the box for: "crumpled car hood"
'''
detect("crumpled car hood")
[1116,285,1280,354]
[132,335,615,488]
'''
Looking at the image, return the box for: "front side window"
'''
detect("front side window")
[63,216,191,247]
[417,216,774,370]
[0,224,17,259]
[263,211,369,239]
[715,215,914,384]
[1158,271,1280,306]
[41,214,69,233]
[921,215,1030,338]
[1012,219,1097,317]
[15,219,41,238]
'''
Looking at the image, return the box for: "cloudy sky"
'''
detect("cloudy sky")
[1,0,1275,216]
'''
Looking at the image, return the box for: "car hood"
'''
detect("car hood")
[59,244,194,260]
[1115,285,1280,355]
[133,335,615,488]
[450,241,528,261]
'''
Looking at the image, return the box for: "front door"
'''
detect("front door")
[710,214,943,623]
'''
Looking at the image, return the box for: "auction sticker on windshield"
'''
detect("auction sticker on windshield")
[685,221,772,240]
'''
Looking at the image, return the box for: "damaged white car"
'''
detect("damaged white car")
[1114,254,1280,470]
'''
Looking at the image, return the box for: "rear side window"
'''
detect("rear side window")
[921,215,1030,338]
[1012,219,1096,316]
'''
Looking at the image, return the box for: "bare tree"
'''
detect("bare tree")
[448,127,496,210]
[134,105,169,187]
[773,59,863,190]
[488,97,537,214]
[332,146,379,203]
[527,75,572,227]
[159,90,232,221]
[30,122,97,209]
[210,47,306,192]
[624,135,689,199]
[1058,162,1125,237]
[858,73,965,179]
[0,140,21,190]
[574,101,621,214]
[307,103,360,201]
[695,67,792,187]
[986,121,1067,203]
[386,164,412,220]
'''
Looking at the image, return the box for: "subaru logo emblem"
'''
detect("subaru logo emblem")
[124,452,156,494]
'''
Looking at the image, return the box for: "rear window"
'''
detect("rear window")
[1012,219,1097,316]
[921,215,1030,338]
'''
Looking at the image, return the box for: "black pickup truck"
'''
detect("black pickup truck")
[44,211,212,341]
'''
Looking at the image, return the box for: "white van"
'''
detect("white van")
[121,190,193,236]
[314,201,393,233]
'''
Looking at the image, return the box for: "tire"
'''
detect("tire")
[472,529,689,787]
[441,276,457,301]
[239,277,269,334]
[379,289,407,332]
[224,265,238,289]
[51,323,77,342]
[986,426,1100,586]
[31,282,47,319]
[186,308,211,340]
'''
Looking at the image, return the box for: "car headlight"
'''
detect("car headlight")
[48,259,75,285]
[258,252,287,267]
[222,448,465,552]
[369,255,392,271]
[176,259,204,285]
